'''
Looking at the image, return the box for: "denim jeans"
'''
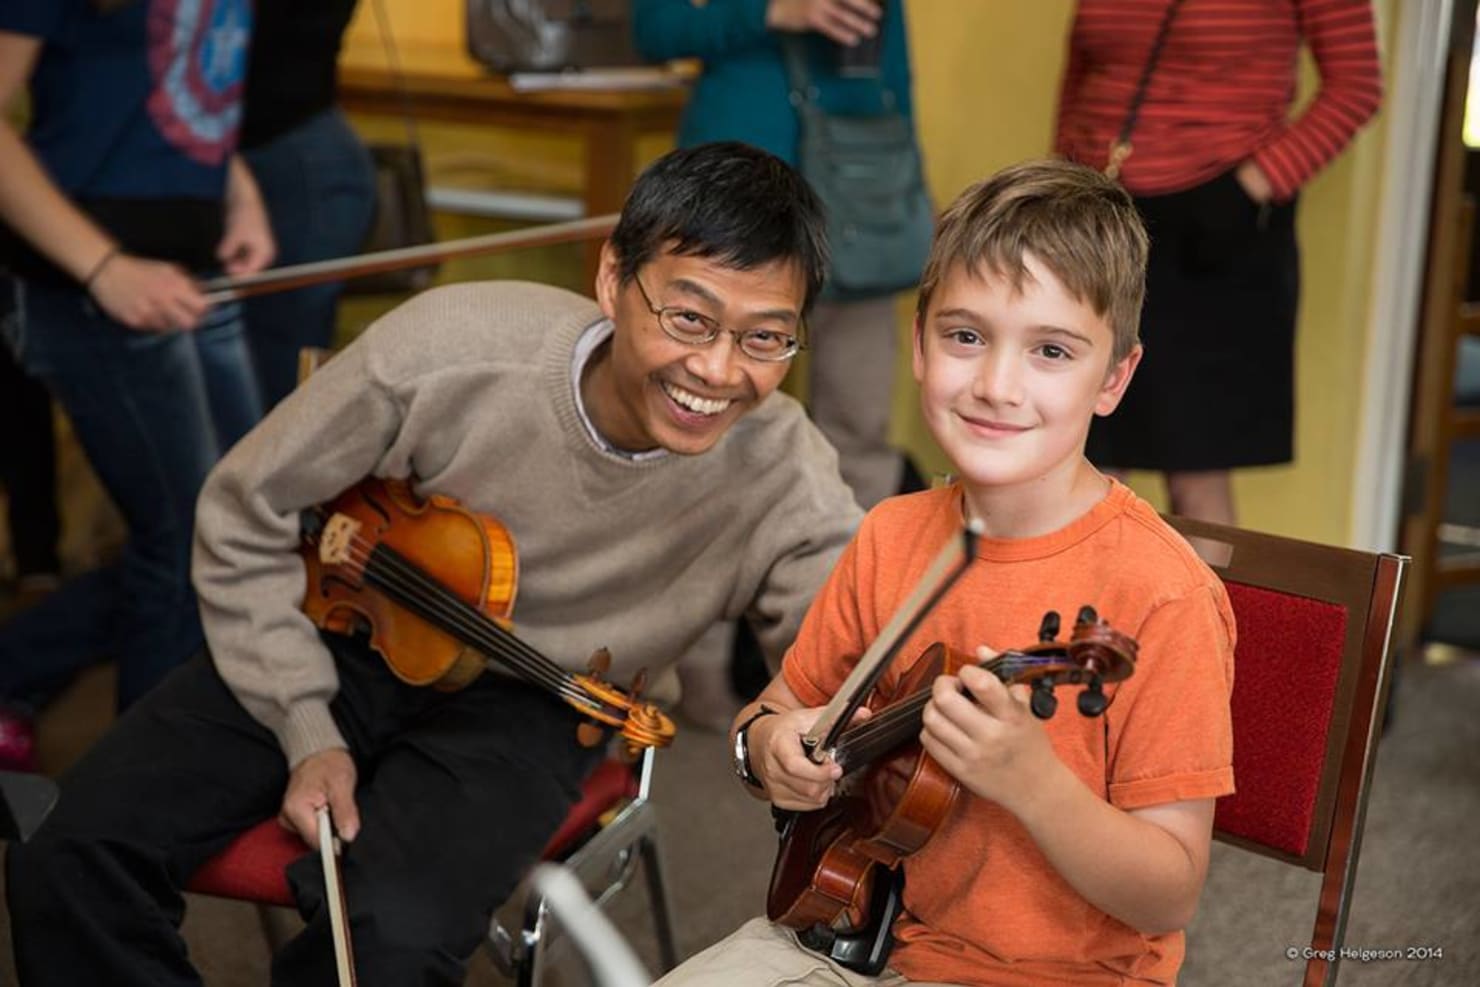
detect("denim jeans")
[243,108,376,408]
[0,276,262,709]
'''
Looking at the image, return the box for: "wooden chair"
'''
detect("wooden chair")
[186,746,677,986]
[1165,517,1407,986]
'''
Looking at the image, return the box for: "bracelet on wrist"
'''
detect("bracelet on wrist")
[82,246,121,292]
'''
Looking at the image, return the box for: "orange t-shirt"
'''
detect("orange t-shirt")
[782,481,1236,986]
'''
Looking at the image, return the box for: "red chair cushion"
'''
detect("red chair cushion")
[1215,582,1348,859]
[186,757,639,906]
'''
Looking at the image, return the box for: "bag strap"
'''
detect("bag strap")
[1105,0,1185,180]
[368,0,421,150]
[781,36,897,115]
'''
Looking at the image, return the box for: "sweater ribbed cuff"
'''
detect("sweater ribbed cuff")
[278,700,348,769]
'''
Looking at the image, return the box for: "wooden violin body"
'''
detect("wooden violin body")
[768,644,963,931]
[303,478,517,691]
[767,612,1137,935]
[299,476,676,752]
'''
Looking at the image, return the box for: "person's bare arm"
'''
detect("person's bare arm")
[0,30,208,331]
[216,154,275,276]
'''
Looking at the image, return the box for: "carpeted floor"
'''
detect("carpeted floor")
[1,650,1476,986]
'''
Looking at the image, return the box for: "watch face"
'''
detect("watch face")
[733,729,749,780]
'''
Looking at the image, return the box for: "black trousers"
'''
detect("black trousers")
[5,634,604,986]
[0,341,59,578]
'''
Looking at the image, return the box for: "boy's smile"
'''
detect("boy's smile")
[913,253,1141,533]
[587,244,803,456]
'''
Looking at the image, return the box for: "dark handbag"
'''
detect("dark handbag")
[345,143,439,295]
[783,40,932,300]
[344,0,440,296]
[465,0,640,72]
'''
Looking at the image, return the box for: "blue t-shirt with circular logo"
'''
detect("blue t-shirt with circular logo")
[4,0,252,200]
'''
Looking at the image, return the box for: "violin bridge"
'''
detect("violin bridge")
[319,513,362,567]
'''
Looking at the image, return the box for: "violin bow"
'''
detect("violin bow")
[317,807,359,987]
[200,213,619,304]
[801,518,983,764]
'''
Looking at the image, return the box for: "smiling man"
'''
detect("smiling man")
[6,142,863,987]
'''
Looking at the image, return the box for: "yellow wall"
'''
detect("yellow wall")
[901,1,1396,545]
[346,0,1398,545]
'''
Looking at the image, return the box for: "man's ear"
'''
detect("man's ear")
[594,241,621,319]
[1094,344,1143,417]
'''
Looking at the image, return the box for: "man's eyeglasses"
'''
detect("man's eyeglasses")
[632,277,805,363]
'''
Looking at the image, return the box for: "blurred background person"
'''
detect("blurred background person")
[0,0,272,769]
[240,0,376,409]
[1056,0,1382,524]
[635,0,924,511]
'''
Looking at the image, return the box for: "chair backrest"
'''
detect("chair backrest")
[1164,516,1406,987]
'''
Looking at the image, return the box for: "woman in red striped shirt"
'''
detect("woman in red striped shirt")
[1056,0,1382,523]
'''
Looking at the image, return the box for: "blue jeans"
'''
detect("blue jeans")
[243,108,376,408]
[0,277,262,710]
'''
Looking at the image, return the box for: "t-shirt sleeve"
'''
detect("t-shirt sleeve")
[781,524,872,709]
[1104,582,1236,811]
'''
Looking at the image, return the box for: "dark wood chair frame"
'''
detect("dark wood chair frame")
[1166,516,1407,987]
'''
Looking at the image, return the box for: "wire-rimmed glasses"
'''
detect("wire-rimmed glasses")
[632,277,805,363]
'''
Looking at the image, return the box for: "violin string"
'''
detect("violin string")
[370,547,587,702]
[325,533,565,691]
[318,530,593,706]
[835,653,1059,766]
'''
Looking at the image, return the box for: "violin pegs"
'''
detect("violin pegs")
[1077,677,1108,718]
[1075,605,1099,628]
[628,667,649,700]
[586,647,612,678]
[1038,610,1061,643]
[1029,679,1058,720]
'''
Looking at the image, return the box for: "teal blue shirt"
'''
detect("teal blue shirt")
[633,0,915,164]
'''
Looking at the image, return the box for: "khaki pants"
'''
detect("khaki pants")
[653,917,962,987]
[809,296,904,511]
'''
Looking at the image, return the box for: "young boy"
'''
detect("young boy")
[657,159,1236,986]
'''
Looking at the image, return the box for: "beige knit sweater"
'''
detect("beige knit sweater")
[192,281,862,766]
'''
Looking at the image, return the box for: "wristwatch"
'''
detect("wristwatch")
[732,705,778,789]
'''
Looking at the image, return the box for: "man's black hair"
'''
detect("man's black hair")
[609,142,830,313]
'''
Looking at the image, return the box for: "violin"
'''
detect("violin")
[299,476,676,753]
[766,607,1137,959]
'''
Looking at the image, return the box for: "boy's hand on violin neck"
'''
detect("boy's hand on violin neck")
[920,657,1062,816]
[753,705,867,812]
[280,748,360,850]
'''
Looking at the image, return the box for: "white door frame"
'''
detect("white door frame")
[1350,0,1458,551]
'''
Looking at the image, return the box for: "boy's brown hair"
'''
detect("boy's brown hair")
[916,159,1149,361]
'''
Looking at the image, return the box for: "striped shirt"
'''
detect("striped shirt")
[1055,0,1382,199]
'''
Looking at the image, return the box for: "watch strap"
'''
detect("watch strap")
[734,704,778,788]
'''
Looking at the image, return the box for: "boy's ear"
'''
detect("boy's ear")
[911,317,926,382]
[1094,344,1143,417]
[594,241,621,320]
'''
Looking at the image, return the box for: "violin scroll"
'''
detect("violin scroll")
[985,606,1138,722]
[571,648,677,754]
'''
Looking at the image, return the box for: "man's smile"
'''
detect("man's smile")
[660,379,736,417]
